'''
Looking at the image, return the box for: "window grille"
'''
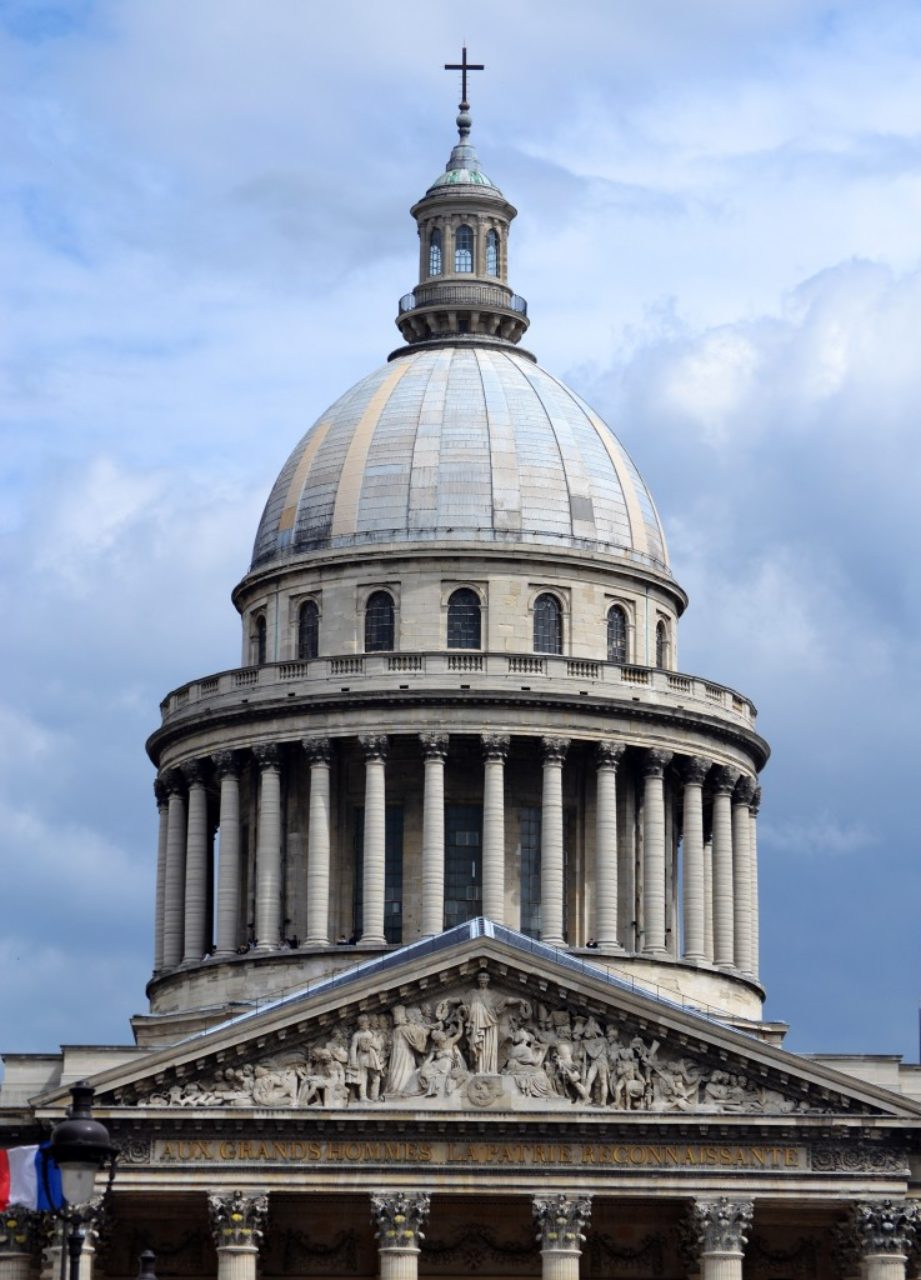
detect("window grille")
[486,228,499,275]
[298,599,319,660]
[428,228,442,276]
[365,590,395,652]
[533,593,562,654]
[444,804,482,929]
[454,224,473,272]
[607,605,627,663]
[447,588,481,649]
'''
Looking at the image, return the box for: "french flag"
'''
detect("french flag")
[0,1145,62,1211]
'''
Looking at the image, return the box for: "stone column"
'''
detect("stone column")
[540,737,570,947]
[76,1219,103,1280]
[642,748,673,957]
[851,1199,920,1280]
[681,757,710,963]
[703,832,714,962]
[212,750,242,958]
[594,741,624,951]
[303,736,333,947]
[732,775,755,976]
[420,734,449,937]
[711,767,739,970]
[152,779,169,974]
[161,770,187,970]
[207,1191,269,1280]
[371,1192,430,1280]
[481,734,510,925]
[0,1207,40,1280]
[182,759,210,965]
[360,735,389,945]
[689,1198,753,1280]
[253,743,283,952]
[750,785,761,981]
[532,1194,591,1280]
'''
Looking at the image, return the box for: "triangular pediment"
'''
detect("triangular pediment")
[35,923,921,1122]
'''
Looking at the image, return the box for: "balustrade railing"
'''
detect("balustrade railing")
[399,283,528,315]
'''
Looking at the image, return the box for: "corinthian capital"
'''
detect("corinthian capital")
[541,736,570,765]
[480,733,509,762]
[371,1192,430,1251]
[751,784,762,816]
[734,774,756,806]
[207,1190,269,1250]
[252,742,280,770]
[711,765,741,795]
[532,1194,591,1252]
[154,777,168,808]
[642,748,673,778]
[683,755,711,787]
[181,758,206,787]
[359,734,389,762]
[594,740,625,770]
[689,1198,753,1255]
[212,750,241,780]
[851,1199,920,1257]
[420,733,450,760]
[0,1206,41,1256]
[302,735,332,765]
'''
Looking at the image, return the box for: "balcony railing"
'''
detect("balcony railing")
[399,284,528,316]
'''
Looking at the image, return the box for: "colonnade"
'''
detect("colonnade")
[153,734,761,981]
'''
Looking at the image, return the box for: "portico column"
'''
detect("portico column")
[703,831,714,962]
[689,1197,753,1280]
[852,1199,920,1280]
[162,770,187,969]
[420,734,449,937]
[207,1191,269,1280]
[0,1207,40,1280]
[642,748,673,957]
[360,735,389,945]
[540,737,570,947]
[594,741,625,951]
[303,736,333,946]
[732,776,755,976]
[212,750,242,958]
[253,743,283,951]
[153,778,169,974]
[750,785,761,980]
[481,734,510,925]
[77,1220,103,1280]
[681,757,710,963]
[711,767,739,970]
[371,1192,430,1280]
[182,759,210,965]
[532,1194,591,1280]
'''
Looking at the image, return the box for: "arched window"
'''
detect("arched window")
[533,593,562,654]
[447,588,481,649]
[364,590,395,652]
[486,228,499,275]
[253,614,267,666]
[607,605,627,663]
[428,228,443,277]
[655,619,668,668]
[454,224,473,272]
[298,599,319,660]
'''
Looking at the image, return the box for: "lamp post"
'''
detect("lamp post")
[45,1082,117,1280]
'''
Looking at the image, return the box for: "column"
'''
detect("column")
[732,775,755,976]
[642,748,673,957]
[420,734,449,937]
[212,750,242,958]
[304,736,333,947]
[77,1221,103,1280]
[371,1192,430,1280]
[688,1198,753,1280]
[253,743,283,951]
[711,767,739,970]
[481,734,509,925]
[182,759,210,965]
[681,757,710,962]
[207,1191,269,1280]
[161,770,187,969]
[360,735,389,945]
[750,785,761,981]
[152,779,169,974]
[703,831,714,962]
[594,741,624,951]
[0,1207,40,1280]
[851,1199,920,1280]
[532,1194,591,1280]
[540,737,570,947]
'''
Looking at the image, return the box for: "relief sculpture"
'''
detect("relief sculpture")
[132,972,828,1115]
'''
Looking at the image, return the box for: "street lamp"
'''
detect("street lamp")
[45,1082,118,1280]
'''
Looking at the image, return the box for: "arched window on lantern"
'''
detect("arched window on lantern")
[252,614,267,666]
[298,599,319,660]
[607,604,627,664]
[447,588,482,649]
[428,228,443,277]
[655,619,669,668]
[486,228,499,276]
[364,590,395,652]
[454,224,474,272]
[533,593,563,655]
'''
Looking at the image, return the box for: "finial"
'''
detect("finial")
[444,45,484,114]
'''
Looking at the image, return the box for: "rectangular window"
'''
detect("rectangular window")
[444,803,482,929]
[353,805,404,943]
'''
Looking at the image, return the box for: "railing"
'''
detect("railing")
[399,283,528,316]
[159,654,758,728]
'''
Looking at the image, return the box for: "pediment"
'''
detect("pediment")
[41,926,921,1122]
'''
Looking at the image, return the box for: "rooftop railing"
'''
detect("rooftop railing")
[399,284,528,315]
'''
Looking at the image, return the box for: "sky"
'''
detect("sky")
[2,0,921,1064]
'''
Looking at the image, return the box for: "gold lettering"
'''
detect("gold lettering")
[785,1147,799,1167]
[664,1146,680,1166]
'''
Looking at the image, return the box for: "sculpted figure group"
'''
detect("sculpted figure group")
[138,973,817,1115]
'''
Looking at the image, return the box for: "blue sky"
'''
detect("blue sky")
[2,0,921,1061]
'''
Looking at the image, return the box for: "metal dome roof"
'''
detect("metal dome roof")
[250,345,670,573]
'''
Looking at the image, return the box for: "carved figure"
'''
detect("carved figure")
[347,1014,385,1102]
[436,972,531,1075]
[385,1005,429,1097]
[418,1025,468,1097]
[504,1029,558,1099]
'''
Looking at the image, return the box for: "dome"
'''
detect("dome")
[251,345,670,573]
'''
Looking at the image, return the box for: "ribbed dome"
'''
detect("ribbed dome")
[251,346,670,573]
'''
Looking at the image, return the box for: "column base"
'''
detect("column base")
[255,941,279,953]
[360,934,387,946]
[540,934,565,948]
[643,946,668,958]
[303,936,329,948]
[594,940,624,954]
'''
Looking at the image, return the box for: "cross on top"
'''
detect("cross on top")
[444,46,484,107]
